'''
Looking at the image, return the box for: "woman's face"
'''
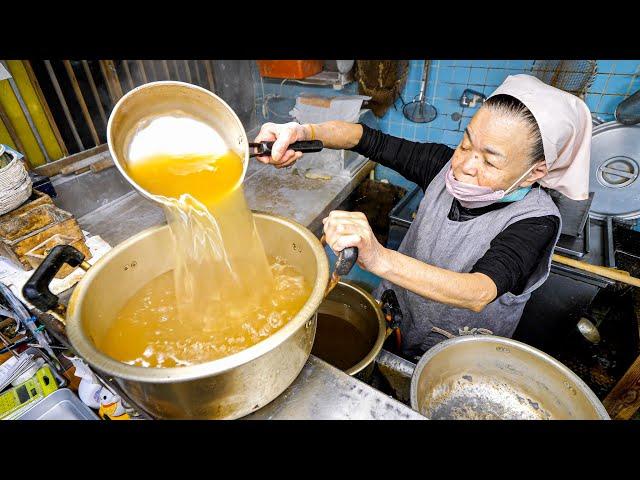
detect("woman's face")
[451,107,547,191]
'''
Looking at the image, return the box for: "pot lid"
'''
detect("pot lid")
[589,122,640,220]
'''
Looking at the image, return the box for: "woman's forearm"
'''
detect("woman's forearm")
[372,248,498,312]
[302,121,363,150]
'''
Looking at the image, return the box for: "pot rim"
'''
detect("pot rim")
[408,335,610,420]
[106,80,249,205]
[66,212,329,383]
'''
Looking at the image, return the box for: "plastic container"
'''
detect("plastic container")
[387,186,424,251]
[15,388,99,420]
[257,60,323,79]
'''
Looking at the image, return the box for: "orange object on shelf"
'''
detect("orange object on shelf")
[257,60,323,79]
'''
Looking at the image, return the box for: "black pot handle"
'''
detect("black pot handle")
[381,289,403,329]
[249,140,324,158]
[380,289,403,351]
[320,234,359,278]
[334,245,359,276]
[22,245,86,311]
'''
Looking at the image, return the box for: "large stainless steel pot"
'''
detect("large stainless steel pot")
[410,336,610,420]
[23,213,333,419]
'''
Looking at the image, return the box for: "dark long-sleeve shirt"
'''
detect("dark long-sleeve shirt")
[351,124,559,297]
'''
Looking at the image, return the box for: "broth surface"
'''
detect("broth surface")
[311,313,373,371]
[99,256,310,367]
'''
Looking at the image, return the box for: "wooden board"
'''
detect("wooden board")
[0,204,87,269]
[0,189,53,222]
[24,233,91,278]
[603,353,640,420]
[59,150,111,175]
[33,143,108,178]
[90,156,114,173]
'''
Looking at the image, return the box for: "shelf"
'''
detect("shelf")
[263,70,354,90]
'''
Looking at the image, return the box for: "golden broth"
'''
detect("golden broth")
[126,151,244,207]
[98,257,310,368]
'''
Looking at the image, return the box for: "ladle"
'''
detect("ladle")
[106,81,324,205]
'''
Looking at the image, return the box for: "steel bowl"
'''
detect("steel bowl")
[410,336,609,420]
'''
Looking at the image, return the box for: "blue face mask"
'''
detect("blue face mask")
[496,186,532,203]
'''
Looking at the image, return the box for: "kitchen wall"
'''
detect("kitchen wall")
[378,59,640,190]
[212,60,258,133]
[252,60,640,191]
[251,62,359,133]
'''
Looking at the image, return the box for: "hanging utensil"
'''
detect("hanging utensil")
[403,61,437,124]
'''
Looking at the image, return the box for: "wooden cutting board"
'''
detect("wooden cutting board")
[0,198,90,271]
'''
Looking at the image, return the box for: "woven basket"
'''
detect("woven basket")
[0,155,32,216]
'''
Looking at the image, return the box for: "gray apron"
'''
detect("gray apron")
[374,161,561,357]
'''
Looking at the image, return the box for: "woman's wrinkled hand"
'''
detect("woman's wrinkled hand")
[322,210,388,274]
[253,122,307,169]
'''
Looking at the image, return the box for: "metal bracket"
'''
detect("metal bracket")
[460,89,487,108]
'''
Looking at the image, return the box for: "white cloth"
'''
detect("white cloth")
[489,74,592,200]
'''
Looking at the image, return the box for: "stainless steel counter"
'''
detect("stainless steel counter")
[74,159,375,246]
[245,356,424,420]
[55,157,423,420]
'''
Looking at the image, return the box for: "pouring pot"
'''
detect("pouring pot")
[106,80,323,204]
[22,213,362,419]
[410,335,610,420]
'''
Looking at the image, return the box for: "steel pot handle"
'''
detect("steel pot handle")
[22,244,89,312]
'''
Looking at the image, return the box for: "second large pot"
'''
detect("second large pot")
[312,281,386,380]
[410,336,610,420]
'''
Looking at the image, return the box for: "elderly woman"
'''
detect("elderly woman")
[254,74,592,358]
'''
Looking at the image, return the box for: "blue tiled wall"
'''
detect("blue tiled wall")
[375,59,640,190]
[382,60,640,146]
[253,60,640,193]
